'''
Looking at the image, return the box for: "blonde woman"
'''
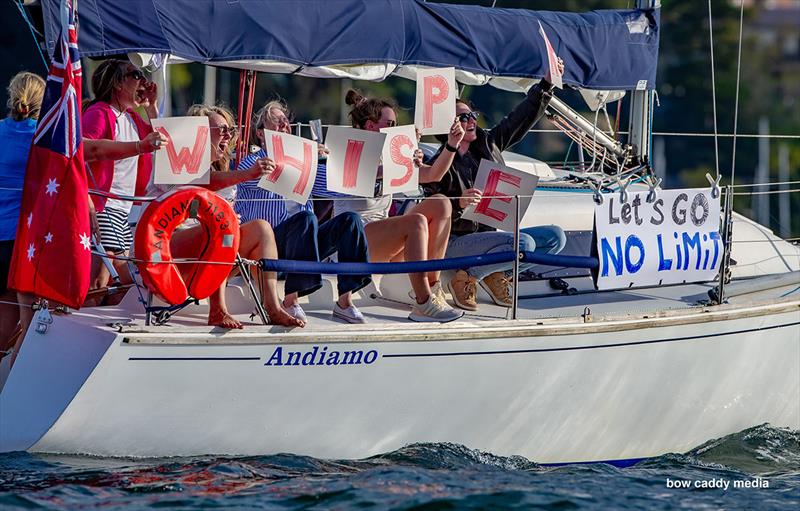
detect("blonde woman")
[167,104,303,329]
[0,72,45,354]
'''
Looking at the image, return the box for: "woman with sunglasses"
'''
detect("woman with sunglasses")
[82,59,167,296]
[333,89,465,323]
[424,65,567,312]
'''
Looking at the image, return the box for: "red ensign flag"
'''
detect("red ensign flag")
[8,0,91,308]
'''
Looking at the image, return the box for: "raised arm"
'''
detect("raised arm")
[205,157,275,191]
[418,117,465,184]
[488,81,553,153]
[83,131,166,162]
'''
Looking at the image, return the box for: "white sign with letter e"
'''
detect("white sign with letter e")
[415,67,457,135]
[325,126,386,197]
[258,130,319,204]
[594,188,722,290]
[538,20,563,89]
[461,159,540,232]
[379,125,419,195]
[151,116,211,185]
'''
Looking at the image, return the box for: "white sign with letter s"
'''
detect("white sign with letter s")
[460,159,540,232]
[379,124,419,195]
[594,188,722,290]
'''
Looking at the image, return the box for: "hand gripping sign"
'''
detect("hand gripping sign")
[415,67,457,135]
[379,125,419,195]
[461,159,540,232]
[258,130,319,204]
[151,117,211,185]
[325,126,386,197]
[538,20,563,89]
[594,188,722,290]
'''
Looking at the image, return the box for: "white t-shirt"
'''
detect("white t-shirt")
[334,194,392,225]
[105,106,140,213]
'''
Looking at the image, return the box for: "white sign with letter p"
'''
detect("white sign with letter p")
[415,67,456,135]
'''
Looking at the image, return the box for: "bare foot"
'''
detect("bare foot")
[208,310,243,329]
[267,307,305,328]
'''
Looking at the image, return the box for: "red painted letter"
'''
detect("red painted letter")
[269,135,313,195]
[423,75,449,129]
[342,139,365,189]
[389,135,414,187]
[158,126,209,175]
[474,169,522,222]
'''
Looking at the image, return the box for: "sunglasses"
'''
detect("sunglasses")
[211,126,236,136]
[457,111,479,123]
[124,69,146,81]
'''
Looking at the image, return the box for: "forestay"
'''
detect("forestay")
[41,0,660,92]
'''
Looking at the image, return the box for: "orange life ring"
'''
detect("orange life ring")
[134,186,240,305]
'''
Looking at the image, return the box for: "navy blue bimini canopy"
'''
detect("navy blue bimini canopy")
[43,0,659,91]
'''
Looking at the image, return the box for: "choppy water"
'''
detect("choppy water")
[0,424,798,510]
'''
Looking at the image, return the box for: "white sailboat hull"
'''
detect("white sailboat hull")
[2,298,797,464]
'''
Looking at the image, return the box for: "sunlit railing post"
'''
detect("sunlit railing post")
[512,195,520,320]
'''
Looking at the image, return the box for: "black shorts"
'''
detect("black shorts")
[0,239,15,294]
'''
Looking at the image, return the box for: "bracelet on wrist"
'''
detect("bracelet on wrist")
[445,142,457,153]
[135,140,141,154]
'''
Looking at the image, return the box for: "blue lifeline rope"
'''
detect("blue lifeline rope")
[260,251,598,275]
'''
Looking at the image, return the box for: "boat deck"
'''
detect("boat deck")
[69,272,800,337]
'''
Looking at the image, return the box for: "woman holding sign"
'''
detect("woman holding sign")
[425,69,566,311]
[166,104,303,329]
[338,90,465,323]
[235,99,371,325]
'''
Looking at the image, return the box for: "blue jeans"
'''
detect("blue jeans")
[273,210,371,298]
[445,225,566,281]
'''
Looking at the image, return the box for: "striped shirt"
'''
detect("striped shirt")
[235,149,340,226]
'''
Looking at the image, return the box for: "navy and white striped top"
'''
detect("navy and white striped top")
[235,149,340,226]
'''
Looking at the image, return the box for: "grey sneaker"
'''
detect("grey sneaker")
[408,294,464,323]
[430,280,447,304]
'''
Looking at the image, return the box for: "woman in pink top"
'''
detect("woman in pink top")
[81,59,165,292]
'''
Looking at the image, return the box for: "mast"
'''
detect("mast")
[628,0,660,166]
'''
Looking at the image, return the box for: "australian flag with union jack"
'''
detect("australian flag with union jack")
[8,0,91,308]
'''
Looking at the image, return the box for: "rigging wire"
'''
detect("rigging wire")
[14,0,48,70]
[707,0,721,181]
[730,0,745,187]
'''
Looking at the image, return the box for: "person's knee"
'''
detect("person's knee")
[519,233,536,253]
[247,219,275,244]
[406,213,428,235]
[428,194,452,216]
[295,210,318,229]
[338,211,364,233]
[550,226,567,254]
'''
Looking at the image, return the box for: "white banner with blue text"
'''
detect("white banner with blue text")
[594,188,722,290]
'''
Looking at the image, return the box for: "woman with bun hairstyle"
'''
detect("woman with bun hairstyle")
[335,89,466,323]
[0,71,44,354]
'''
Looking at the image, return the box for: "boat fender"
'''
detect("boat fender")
[133,186,240,305]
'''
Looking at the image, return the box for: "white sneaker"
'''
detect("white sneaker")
[408,294,464,323]
[333,303,366,324]
[284,303,307,322]
[430,281,447,303]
